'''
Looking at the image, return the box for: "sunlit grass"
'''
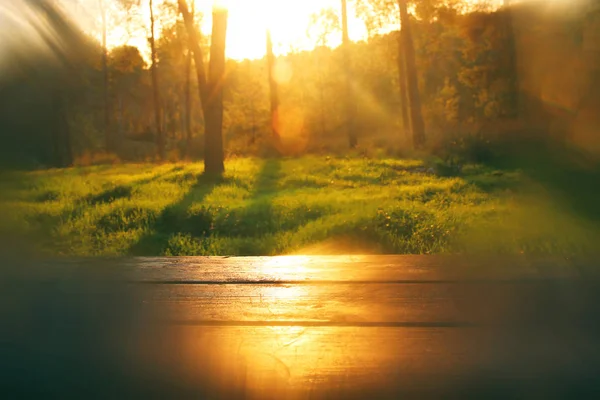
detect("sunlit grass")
[1,156,598,257]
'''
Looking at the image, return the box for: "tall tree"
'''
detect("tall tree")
[149,0,165,161]
[99,0,112,153]
[205,5,227,173]
[398,0,425,148]
[341,0,358,148]
[184,0,195,158]
[503,0,520,118]
[308,8,340,137]
[178,0,227,174]
[266,29,281,149]
[396,37,410,137]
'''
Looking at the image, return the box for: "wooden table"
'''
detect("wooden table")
[2,255,600,398]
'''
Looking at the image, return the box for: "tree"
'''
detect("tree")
[266,29,281,150]
[398,0,426,148]
[503,0,520,118]
[178,0,227,174]
[396,35,410,137]
[308,8,341,137]
[205,6,228,173]
[99,0,112,153]
[341,0,358,148]
[149,0,165,161]
[184,0,196,158]
[109,45,147,141]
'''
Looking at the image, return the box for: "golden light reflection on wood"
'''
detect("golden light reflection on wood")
[2,255,598,398]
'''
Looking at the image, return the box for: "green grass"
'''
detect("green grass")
[1,156,599,257]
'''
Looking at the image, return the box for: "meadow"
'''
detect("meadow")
[1,156,598,257]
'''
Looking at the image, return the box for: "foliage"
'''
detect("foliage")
[2,1,597,166]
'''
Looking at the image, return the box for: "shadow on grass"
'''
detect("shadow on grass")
[483,142,600,223]
[26,169,176,242]
[127,173,230,256]
[463,170,524,194]
[253,158,282,197]
[525,160,600,223]
[212,159,284,255]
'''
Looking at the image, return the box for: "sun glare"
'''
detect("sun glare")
[212,0,230,12]
[197,0,369,60]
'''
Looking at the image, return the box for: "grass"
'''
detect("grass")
[0,156,599,257]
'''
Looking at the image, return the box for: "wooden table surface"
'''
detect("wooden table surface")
[2,255,600,399]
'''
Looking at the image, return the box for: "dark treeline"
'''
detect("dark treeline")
[0,0,599,169]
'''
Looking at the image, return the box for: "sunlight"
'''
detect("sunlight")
[213,0,229,10]
[260,256,311,279]
[197,0,369,60]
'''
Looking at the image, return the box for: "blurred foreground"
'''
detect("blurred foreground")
[2,255,600,398]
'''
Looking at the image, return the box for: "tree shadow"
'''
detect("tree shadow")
[206,159,285,256]
[128,173,230,256]
[485,141,600,223]
[27,170,175,244]
[252,158,282,197]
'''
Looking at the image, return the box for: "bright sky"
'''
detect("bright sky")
[76,0,371,60]
[197,0,370,60]
[55,0,509,60]
[1,0,542,63]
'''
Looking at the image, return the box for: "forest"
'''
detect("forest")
[0,0,599,257]
[1,0,597,167]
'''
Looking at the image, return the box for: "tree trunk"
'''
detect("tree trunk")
[204,7,227,174]
[184,0,195,159]
[149,0,165,161]
[100,0,111,153]
[178,0,226,174]
[396,34,411,138]
[51,87,73,167]
[503,0,520,118]
[398,0,425,148]
[118,94,123,140]
[184,50,193,156]
[266,29,281,149]
[341,0,358,148]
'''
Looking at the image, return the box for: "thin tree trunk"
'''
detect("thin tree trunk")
[50,89,63,167]
[266,29,281,148]
[341,0,358,148]
[503,0,520,118]
[118,94,123,139]
[100,0,111,153]
[319,72,326,136]
[396,33,410,138]
[60,94,73,166]
[184,0,195,158]
[149,0,165,161]
[184,50,193,154]
[52,87,73,167]
[398,0,425,148]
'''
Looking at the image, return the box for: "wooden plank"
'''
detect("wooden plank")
[124,255,583,283]
[141,283,462,324]
[5,255,588,285]
[141,281,600,327]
